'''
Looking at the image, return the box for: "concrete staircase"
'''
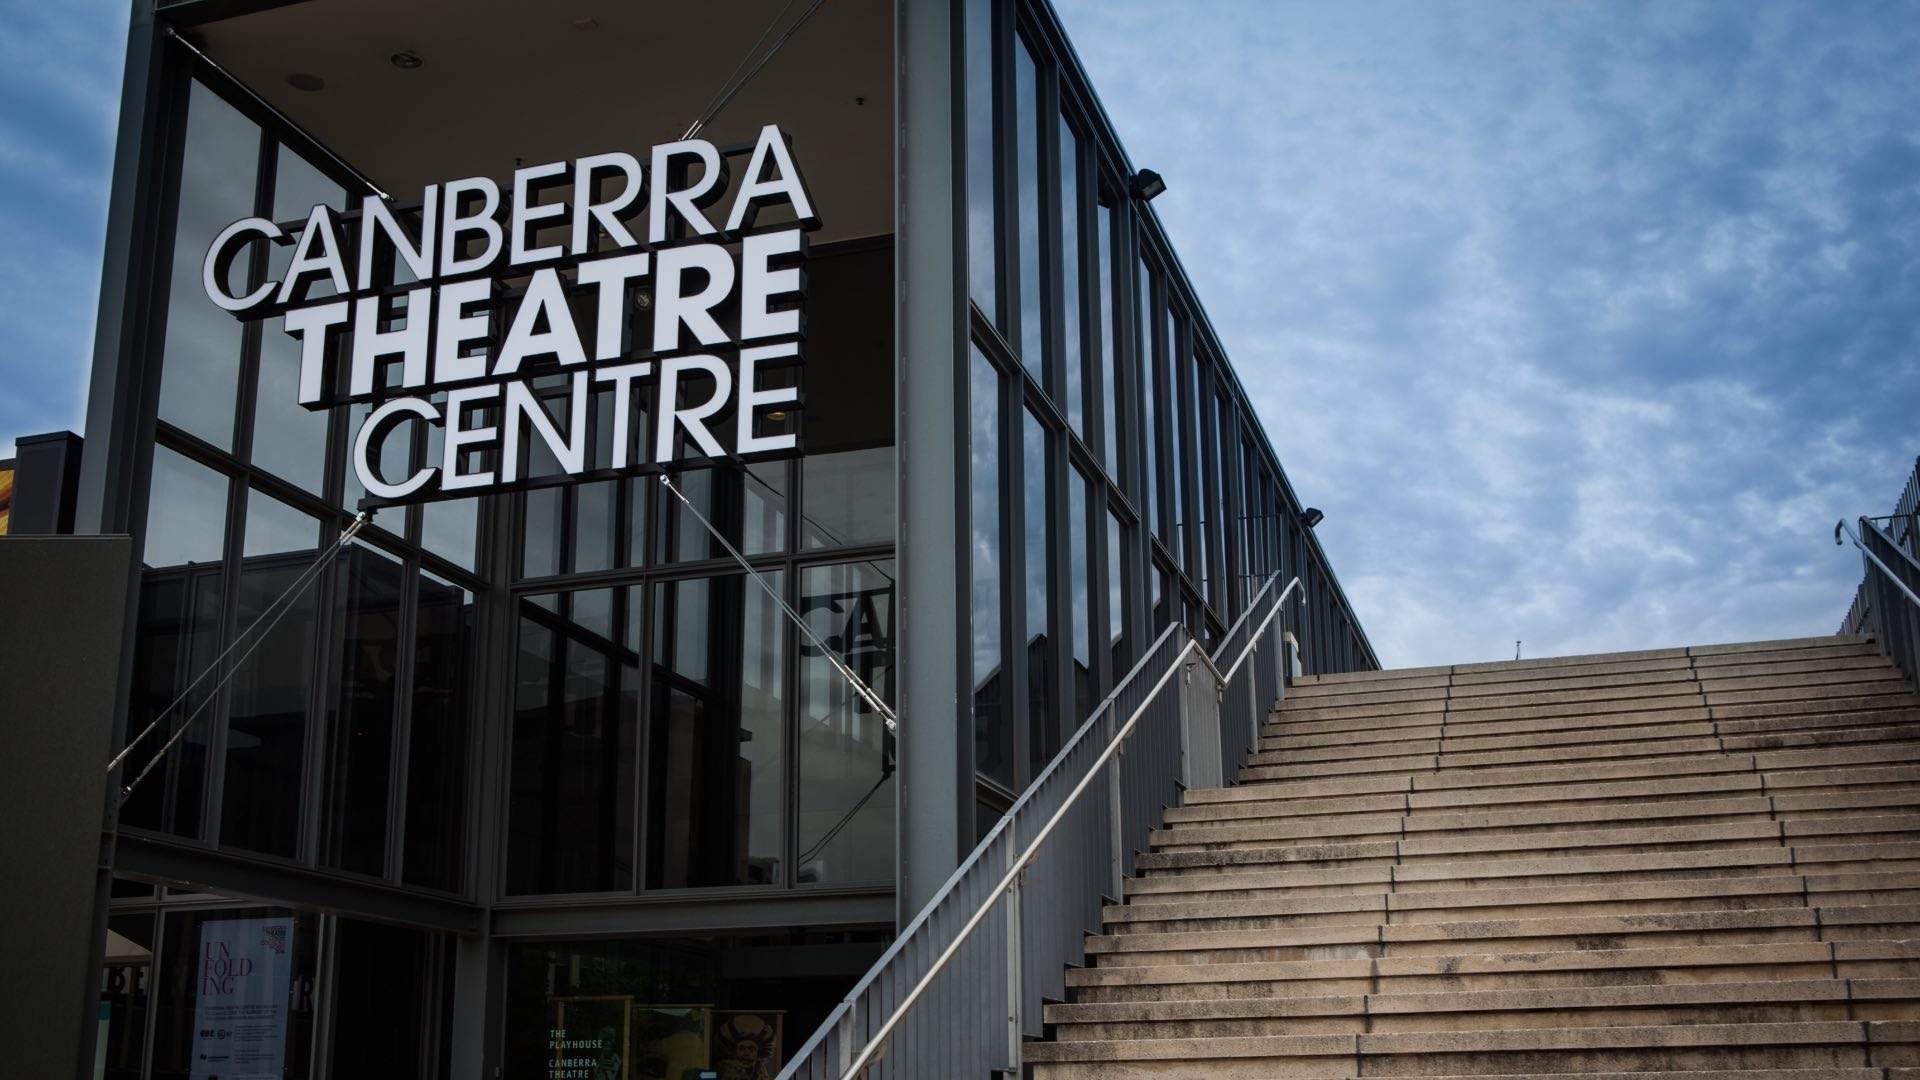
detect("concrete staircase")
[1025,635,1920,1078]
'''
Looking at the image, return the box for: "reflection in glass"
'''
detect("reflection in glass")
[122,448,229,838]
[251,145,343,493]
[521,487,563,578]
[573,478,615,573]
[1014,38,1045,378]
[1068,468,1092,727]
[328,919,434,1076]
[1060,117,1085,438]
[507,589,637,894]
[1108,511,1128,676]
[1096,196,1122,477]
[798,560,896,883]
[1023,409,1054,770]
[157,80,258,450]
[648,573,785,888]
[405,574,471,891]
[965,0,997,322]
[99,912,153,1080]
[657,464,786,563]
[222,494,323,857]
[420,496,480,573]
[322,542,404,877]
[1137,259,1158,538]
[802,447,894,549]
[1167,311,1186,570]
[970,348,1008,787]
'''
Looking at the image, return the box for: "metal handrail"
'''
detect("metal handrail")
[789,573,1302,1079]
[1837,517,1920,611]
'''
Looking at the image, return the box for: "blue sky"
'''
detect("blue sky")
[1,2,1915,667]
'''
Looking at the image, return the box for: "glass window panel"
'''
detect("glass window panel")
[1068,467,1092,727]
[647,572,785,888]
[1137,259,1158,538]
[626,476,651,567]
[965,0,997,322]
[1022,408,1054,770]
[340,360,413,513]
[322,542,404,877]
[802,446,894,549]
[520,487,563,579]
[404,573,471,891]
[1167,311,1186,569]
[100,912,153,1079]
[1107,510,1128,677]
[158,81,258,450]
[123,448,230,838]
[420,496,480,573]
[251,146,345,493]
[328,919,434,1077]
[507,589,638,894]
[1060,117,1085,439]
[222,494,324,858]
[656,463,786,563]
[141,446,228,570]
[797,560,896,884]
[1152,561,1171,634]
[1014,37,1045,378]
[969,347,1009,788]
[573,478,616,573]
[1096,194,1122,477]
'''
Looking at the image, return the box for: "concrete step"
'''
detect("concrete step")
[1276,675,1914,727]
[1266,694,1920,741]
[1246,722,1920,772]
[1261,707,1920,756]
[1027,1019,1920,1077]
[1102,871,1920,935]
[1085,904,1920,968]
[1065,940,1920,1003]
[1287,636,1872,689]
[1044,977,1920,1041]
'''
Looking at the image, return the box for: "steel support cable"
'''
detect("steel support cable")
[657,474,896,732]
[682,0,803,141]
[681,0,833,141]
[107,511,373,801]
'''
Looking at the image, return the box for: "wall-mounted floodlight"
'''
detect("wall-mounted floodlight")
[1300,507,1325,529]
[1129,169,1166,202]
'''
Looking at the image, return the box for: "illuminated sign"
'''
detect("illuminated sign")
[203,125,818,506]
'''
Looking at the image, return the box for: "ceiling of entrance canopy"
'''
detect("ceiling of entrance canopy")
[188,0,893,244]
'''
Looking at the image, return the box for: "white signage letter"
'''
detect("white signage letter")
[282,301,349,405]
[353,397,438,500]
[736,342,800,455]
[653,244,735,353]
[655,354,732,462]
[275,205,350,304]
[440,176,503,276]
[350,288,433,394]
[357,187,438,290]
[572,151,644,254]
[739,229,804,342]
[203,217,283,312]
[441,384,501,492]
[647,140,723,244]
[576,253,650,361]
[510,160,569,266]
[725,124,818,233]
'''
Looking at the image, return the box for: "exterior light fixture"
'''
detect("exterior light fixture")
[1129,168,1166,202]
[390,50,424,70]
[1300,507,1324,528]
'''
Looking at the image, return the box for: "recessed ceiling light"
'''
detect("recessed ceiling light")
[285,72,325,92]
[390,50,424,70]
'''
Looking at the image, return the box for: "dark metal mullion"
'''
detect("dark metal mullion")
[782,557,802,889]
[1038,45,1065,408]
[993,344,1029,790]
[385,558,421,885]
[631,573,656,892]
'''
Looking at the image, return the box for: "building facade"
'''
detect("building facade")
[66,1,1377,1076]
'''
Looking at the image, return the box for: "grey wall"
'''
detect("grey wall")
[0,536,133,1080]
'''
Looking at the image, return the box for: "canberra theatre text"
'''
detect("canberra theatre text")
[200,125,819,505]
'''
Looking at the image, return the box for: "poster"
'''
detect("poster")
[188,916,295,1080]
[711,1011,784,1080]
[550,996,632,1080]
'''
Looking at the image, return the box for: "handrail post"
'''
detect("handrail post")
[1004,843,1023,1070]
[1107,710,1125,899]
[1178,656,1194,791]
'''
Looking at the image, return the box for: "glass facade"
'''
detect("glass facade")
[82,0,1378,1073]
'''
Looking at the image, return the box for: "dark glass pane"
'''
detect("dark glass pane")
[626,476,651,567]
[1137,259,1158,537]
[1023,409,1053,771]
[657,464,787,563]
[124,448,231,835]
[521,486,563,579]
[148,909,316,1080]
[1096,195,1122,477]
[1014,38,1044,377]
[221,494,323,857]
[965,0,997,321]
[328,919,433,1078]
[969,347,1009,788]
[322,542,404,877]
[158,80,257,450]
[251,145,343,494]
[420,496,480,573]
[507,589,638,894]
[647,572,785,888]
[802,447,894,549]
[1060,117,1085,439]
[100,912,153,1080]
[405,573,472,891]
[1107,510,1128,676]
[1167,311,1186,570]
[341,360,414,513]
[573,478,616,573]
[1068,468,1092,727]
[797,560,896,884]
[1153,562,1171,634]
